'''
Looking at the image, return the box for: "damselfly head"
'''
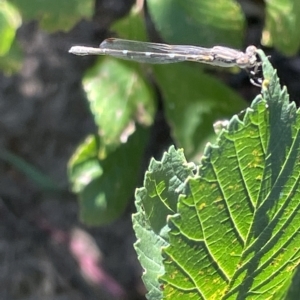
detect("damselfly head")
[245,45,258,67]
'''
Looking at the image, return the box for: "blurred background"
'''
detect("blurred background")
[1,0,300,299]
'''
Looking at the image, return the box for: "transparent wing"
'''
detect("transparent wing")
[100,38,210,54]
[98,38,212,64]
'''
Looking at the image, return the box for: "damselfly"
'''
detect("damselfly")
[69,38,261,85]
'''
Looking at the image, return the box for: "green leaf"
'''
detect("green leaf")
[133,50,300,298]
[158,50,300,298]
[69,126,150,226]
[9,0,93,32]
[263,0,300,55]
[0,1,21,55]
[147,0,245,48]
[68,135,103,195]
[82,58,155,150]
[133,146,196,300]
[132,201,167,300]
[153,63,247,159]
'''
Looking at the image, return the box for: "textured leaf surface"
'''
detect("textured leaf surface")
[263,0,300,55]
[147,0,245,48]
[10,0,93,32]
[157,48,300,298]
[133,147,196,299]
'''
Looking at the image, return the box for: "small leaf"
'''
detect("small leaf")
[83,58,155,150]
[147,0,245,48]
[10,0,93,32]
[68,135,103,194]
[69,126,150,226]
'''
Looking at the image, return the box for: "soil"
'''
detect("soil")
[1,0,300,299]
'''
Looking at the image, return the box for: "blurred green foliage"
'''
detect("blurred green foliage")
[66,0,300,226]
[0,0,94,73]
[1,0,300,226]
